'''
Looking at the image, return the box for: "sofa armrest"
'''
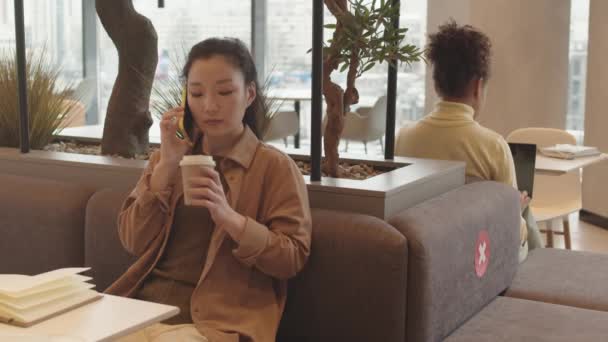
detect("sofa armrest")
[389,181,520,342]
[278,209,407,342]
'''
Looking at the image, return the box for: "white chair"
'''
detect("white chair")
[68,78,97,110]
[507,128,581,249]
[339,95,387,154]
[262,111,299,147]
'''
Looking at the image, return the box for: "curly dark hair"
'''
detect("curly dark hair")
[426,19,492,98]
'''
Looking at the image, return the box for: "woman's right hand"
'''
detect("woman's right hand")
[159,107,192,166]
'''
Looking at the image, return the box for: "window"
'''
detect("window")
[572,99,580,113]
[0,1,14,49]
[267,0,427,154]
[567,0,589,133]
[572,80,581,95]
[96,0,251,137]
[0,0,84,125]
[0,0,82,78]
[572,59,582,76]
[33,0,427,151]
[1,0,8,26]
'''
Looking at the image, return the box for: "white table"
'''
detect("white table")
[268,90,312,149]
[535,153,608,175]
[267,89,377,148]
[0,294,179,342]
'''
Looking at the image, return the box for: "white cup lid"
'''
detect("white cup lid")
[179,155,216,167]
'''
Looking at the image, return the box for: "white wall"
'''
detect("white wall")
[426,0,571,137]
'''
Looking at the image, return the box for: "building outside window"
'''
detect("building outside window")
[97,0,251,135]
[1,0,426,153]
[267,0,427,154]
[567,0,589,135]
[0,0,83,86]
[0,0,84,126]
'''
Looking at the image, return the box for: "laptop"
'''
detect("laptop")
[508,143,537,198]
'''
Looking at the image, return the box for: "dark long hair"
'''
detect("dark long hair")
[181,38,266,138]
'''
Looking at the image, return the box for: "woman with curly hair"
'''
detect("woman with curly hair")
[395,20,542,261]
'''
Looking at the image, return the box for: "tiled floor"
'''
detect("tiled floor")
[538,213,608,254]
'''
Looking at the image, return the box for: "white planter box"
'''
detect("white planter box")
[0,147,465,220]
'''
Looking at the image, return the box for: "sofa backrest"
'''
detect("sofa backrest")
[84,189,136,291]
[85,189,408,342]
[389,181,520,342]
[0,173,94,275]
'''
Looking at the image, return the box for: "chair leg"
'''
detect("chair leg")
[379,138,384,153]
[363,141,368,154]
[283,137,288,148]
[344,140,349,153]
[545,220,555,248]
[563,216,572,250]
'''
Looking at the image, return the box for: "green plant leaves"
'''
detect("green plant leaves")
[323,0,424,77]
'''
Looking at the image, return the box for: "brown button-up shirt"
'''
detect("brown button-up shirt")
[135,197,215,325]
[106,127,312,342]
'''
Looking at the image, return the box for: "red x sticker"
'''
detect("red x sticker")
[475,230,490,278]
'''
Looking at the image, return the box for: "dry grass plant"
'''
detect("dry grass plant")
[0,50,77,149]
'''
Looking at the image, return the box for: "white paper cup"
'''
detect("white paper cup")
[179,155,216,205]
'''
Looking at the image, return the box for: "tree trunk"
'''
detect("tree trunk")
[97,0,157,157]
[322,0,348,177]
[322,72,344,177]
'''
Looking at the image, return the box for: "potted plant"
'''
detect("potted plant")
[0,50,79,149]
[322,0,424,177]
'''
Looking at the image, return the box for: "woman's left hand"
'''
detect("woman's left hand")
[188,167,246,240]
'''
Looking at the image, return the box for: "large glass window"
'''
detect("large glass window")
[567,0,589,134]
[5,0,84,81]
[5,0,425,153]
[267,0,427,155]
[0,1,14,49]
[0,0,84,124]
[97,0,252,139]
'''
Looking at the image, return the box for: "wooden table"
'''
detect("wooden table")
[0,294,179,342]
[535,153,608,175]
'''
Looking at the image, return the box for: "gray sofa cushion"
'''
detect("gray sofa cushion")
[389,181,521,342]
[278,209,407,342]
[84,189,136,291]
[0,173,93,275]
[446,296,608,342]
[505,248,608,311]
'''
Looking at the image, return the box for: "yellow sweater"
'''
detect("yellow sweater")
[396,101,528,256]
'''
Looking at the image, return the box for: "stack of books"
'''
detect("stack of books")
[0,268,101,327]
[540,144,601,160]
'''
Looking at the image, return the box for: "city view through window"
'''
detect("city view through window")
[0,0,590,152]
[567,0,589,135]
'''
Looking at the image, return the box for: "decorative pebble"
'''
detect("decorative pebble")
[43,142,388,180]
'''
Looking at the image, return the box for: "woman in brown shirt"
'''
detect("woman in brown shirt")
[113,38,312,342]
